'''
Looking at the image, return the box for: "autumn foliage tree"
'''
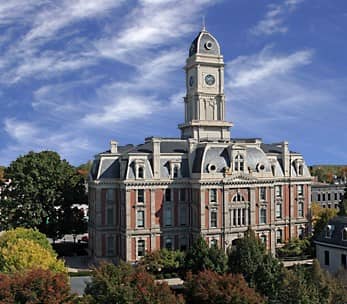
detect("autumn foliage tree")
[0,268,76,304]
[0,228,66,273]
[184,270,265,304]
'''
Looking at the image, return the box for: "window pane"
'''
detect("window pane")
[165,238,172,250]
[210,189,217,202]
[107,236,114,255]
[165,189,171,201]
[276,204,282,219]
[180,189,186,201]
[107,208,114,225]
[164,206,172,226]
[138,167,144,178]
[211,210,217,228]
[137,210,144,228]
[137,189,144,203]
[324,250,329,265]
[260,208,266,224]
[260,187,266,200]
[138,240,145,257]
[180,205,187,226]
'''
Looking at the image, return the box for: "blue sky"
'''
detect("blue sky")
[0,0,346,166]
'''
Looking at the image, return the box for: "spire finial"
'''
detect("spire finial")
[202,15,206,31]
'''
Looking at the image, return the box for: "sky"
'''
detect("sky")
[0,0,347,167]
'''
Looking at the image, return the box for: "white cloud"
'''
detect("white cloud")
[251,0,304,36]
[24,0,125,43]
[95,0,211,62]
[4,118,39,142]
[228,46,313,88]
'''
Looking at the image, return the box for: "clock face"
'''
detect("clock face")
[205,74,215,86]
[189,75,194,87]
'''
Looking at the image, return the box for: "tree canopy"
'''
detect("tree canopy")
[83,262,182,304]
[0,228,66,273]
[0,268,76,304]
[184,270,265,304]
[0,151,87,239]
[184,236,227,274]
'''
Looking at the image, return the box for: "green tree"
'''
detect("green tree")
[0,151,87,239]
[184,270,265,304]
[139,248,184,277]
[184,236,227,274]
[83,262,182,304]
[0,268,76,304]
[313,208,337,238]
[228,229,285,303]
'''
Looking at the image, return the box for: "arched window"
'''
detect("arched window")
[232,193,245,202]
[234,154,244,171]
[325,225,333,238]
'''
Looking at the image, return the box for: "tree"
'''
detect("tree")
[184,270,265,304]
[277,261,347,304]
[228,229,285,302]
[0,238,66,273]
[0,228,66,273]
[83,262,182,304]
[0,151,87,239]
[0,268,76,304]
[184,236,227,274]
[313,207,337,238]
[139,248,184,277]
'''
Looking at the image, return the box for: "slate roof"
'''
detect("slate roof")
[315,216,347,248]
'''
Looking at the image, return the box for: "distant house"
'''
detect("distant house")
[315,216,347,274]
[311,182,345,209]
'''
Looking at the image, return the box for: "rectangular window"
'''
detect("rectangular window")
[324,250,330,265]
[334,193,338,200]
[179,205,187,226]
[276,203,282,219]
[107,236,115,256]
[180,189,186,201]
[328,193,331,201]
[164,206,173,226]
[260,187,266,201]
[342,254,347,269]
[106,189,115,202]
[276,230,282,244]
[260,208,267,224]
[297,185,304,196]
[233,209,237,226]
[137,189,144,203]
[211,210,217,228]
[242,208,246,225]
[211,239,218,247]
[298,202,304,217]
[165,189,171,202]
[137,210,144,228]
[210,189,217,203]
[237,209,241,226]
[275,186,282,197]
[107,207,114,225]
[138,240,145,258]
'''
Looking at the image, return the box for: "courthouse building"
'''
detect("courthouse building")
[88,28,312,262]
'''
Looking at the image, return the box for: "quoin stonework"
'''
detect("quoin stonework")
[88,27,312,263]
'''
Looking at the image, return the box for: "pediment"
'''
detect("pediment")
[223,172,257,183]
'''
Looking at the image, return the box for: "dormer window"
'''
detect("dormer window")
[342,228,347,241]
[234,154,244,172]
[134,160,145,179]
[325,225,334,238]
[138,166,144,179]
[169,161,181,179]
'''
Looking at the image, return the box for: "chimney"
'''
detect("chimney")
[110,140,118,153]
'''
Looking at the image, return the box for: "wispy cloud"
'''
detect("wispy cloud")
[228,46,312,88]
[251,0,304,36]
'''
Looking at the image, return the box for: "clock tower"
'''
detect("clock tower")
[178,27,232,141]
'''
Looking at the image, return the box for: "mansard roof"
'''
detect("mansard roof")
[315,216,347,248]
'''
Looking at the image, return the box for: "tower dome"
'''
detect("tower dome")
[189,28,221,57]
